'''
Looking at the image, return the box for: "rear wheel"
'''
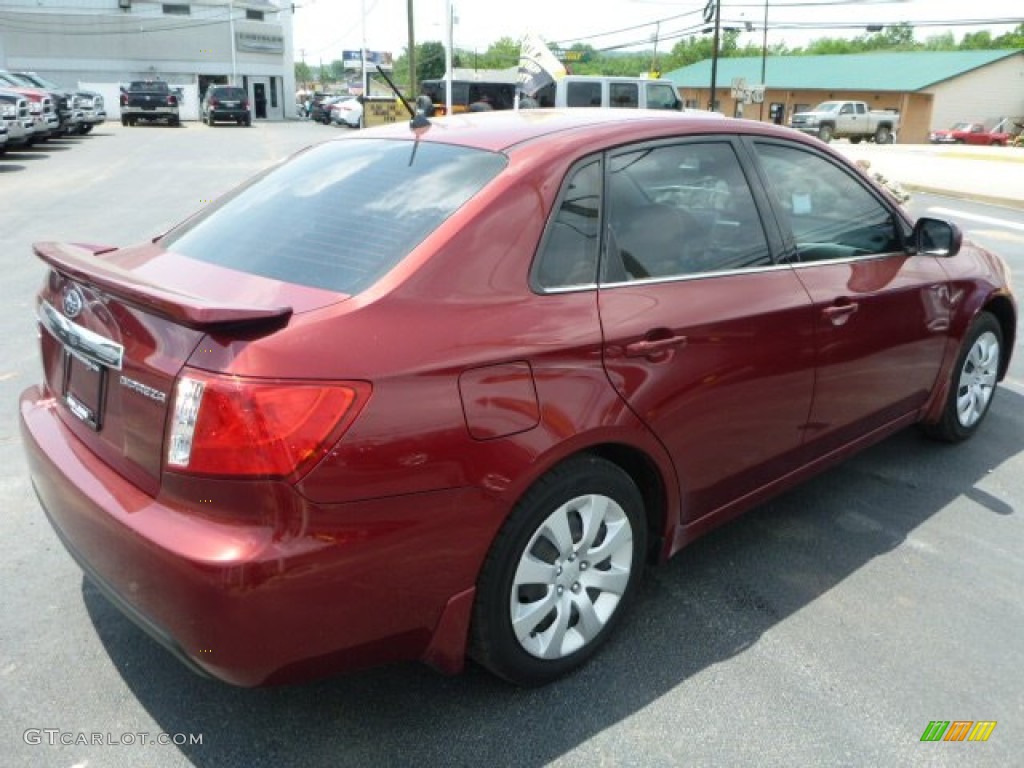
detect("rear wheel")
[874,125,892,144]
[817,124,833,142]
[471,455,647,686]
[923,312,1002,442]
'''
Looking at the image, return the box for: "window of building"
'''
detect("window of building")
[246,10,265,21]
[162,4,190,15]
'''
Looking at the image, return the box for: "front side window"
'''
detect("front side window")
[646,83,679,110]
[162,140,507,294]
[533,161,601,290]
[753,142,901,262]
[604,142,772,281]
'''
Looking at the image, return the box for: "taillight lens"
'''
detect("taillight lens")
[211,98,220,107]
[167,369,370,479]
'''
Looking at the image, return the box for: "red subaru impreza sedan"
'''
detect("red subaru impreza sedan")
[20,110,1016,687]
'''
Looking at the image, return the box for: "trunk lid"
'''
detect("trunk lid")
[33,241,340,494]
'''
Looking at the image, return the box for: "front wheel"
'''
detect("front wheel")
[923,312,1002,442]
[817,124,833,143]
[471,455,647,686]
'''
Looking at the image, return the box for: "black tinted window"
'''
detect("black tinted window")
[533,160,601,290]
[604,142,771,281]
[162,140,507,294]
[753,142,900,261]
[566,82,601,107]
[211,87,245,100]
[609,83,638,109]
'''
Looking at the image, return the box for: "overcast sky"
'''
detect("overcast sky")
[291,0,1020,64]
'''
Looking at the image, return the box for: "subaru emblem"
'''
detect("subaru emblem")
[63,286,84,319]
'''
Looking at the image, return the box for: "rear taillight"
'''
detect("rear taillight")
[167,369,370,479]
[242,100,249,110]
[211,98,220,107]
[119,93,127,107]
[167,94,177,106]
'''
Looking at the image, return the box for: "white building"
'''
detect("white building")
[0,0,296,120]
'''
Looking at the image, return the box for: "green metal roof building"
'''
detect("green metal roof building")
[664,50,1024,143]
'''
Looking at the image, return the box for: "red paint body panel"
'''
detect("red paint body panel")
[19,110,1017,685]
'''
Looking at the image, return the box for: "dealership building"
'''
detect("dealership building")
[0,0,297,120]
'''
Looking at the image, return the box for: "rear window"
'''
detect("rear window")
[161,138,507,294]
[212,87,245,100]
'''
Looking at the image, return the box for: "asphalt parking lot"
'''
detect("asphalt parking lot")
[1,121,1022,768]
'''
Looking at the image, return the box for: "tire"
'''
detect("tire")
[923,312,1002,442]
[874,125,892,144]
[78,124,93,135]
[850,136,862,144]
[471,455,647,686]
[121,117,128,127]
[817,124,833,143]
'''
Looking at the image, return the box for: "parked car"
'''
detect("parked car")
[329,97,362,128]
[11,71,106,134]
[0,89,35,148]
[201,85,251,126]
[790,100,899,144]
[3,70,83,135]
[120,80,180,126]
[0,72,59,140]
[21,110,1016,688]
[309,95,343,124]
[928,121,1012,146]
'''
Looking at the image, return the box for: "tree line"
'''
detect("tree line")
[296,22,1024,88]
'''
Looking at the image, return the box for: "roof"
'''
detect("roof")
[664,49,1023,92]
[346,108,801,154]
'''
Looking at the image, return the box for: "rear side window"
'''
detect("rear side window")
[533,160,601,290]
[162,139,507,294]
[566,82,601,107]
[646,82,680,110]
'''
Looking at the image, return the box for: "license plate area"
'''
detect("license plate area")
[63,351,107,431]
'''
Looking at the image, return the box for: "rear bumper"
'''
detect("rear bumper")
[20,385,500,685]
[208,109,250,122]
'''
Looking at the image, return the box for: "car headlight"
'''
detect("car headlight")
[28,102,42,115]
[1,104,15,118]
[804,117,819,126]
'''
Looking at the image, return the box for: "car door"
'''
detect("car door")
[597,139,816,523]
[747,139,951,454]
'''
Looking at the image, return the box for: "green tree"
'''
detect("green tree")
[992,23,1024,49]
[417,41,447,80]
[960,30,994,50]
[294,61,312,87]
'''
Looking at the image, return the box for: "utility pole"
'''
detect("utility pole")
[760,0,768,121]
[408,0,416,98]
[708,0,721,111]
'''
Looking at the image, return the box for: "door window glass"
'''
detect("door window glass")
[533,160,601,290]
[753,142,901,262]
[645,82,679,110]
[566,82,601,107]
[603,142,772,281]
[609,83,639,108]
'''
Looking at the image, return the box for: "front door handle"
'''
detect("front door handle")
[822,302,859,326]
[625,335,688,357]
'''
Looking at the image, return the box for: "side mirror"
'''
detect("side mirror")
[912,217,962,257]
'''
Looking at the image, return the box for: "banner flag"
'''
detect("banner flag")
[518,33,567,96]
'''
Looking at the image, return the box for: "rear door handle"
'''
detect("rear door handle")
[822,302,859,326]
[625,335,688,357]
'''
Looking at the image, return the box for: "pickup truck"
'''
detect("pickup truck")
[789,100,899,144]
[928,120,1012,146]
[119,80,180,126]
[12,71,106,135]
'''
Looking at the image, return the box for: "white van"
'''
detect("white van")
[533,76,682,111]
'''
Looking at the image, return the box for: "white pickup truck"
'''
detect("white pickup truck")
[789,100,899,144]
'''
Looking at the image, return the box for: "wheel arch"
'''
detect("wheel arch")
[983,294,1016,379]
[585,443,670,564]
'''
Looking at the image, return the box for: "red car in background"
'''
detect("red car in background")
[20,110,1016,688]
[928,120,1013,146]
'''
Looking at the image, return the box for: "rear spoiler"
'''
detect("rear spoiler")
[34,242,293,331]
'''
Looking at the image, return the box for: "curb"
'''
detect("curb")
[901,183,1024,213]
